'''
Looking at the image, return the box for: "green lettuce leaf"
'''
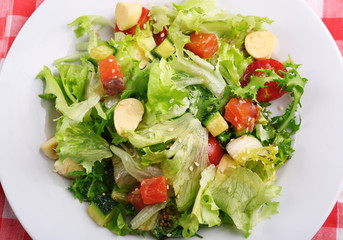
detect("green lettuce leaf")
[37,66,101,122]
[169,35,227,99]
[221,14,272,47]
[134,25,156,59]
[69,15,115,53]
[192,165,221,227]
[53,52,90,65]
[178,213,199,238]
[110,145,163,181]
[106,203,135,236]
[109,35,136,76]
[119,61,149,102]
[130,202,167,230]
[167,4,272,47]
[55,117,113,173]
[233,62,307,162]
[56,63,88,102]
[69,159,114,201]
[255,124,276,143]
[150,6,178,34]
[173,0,215,12]
[140,145,176,167]
[110,27,155,76]
[145,59,189,123]
[218,43,253,88]
[69,15,115,38]
[234,146,280,182]
[211,167,281,237]
[187,85,220,122]
[233,62,307,130]
[128,113,194,148]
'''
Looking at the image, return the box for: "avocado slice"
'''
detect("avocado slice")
[204,112,229,137]
[151,38,176,59]
[87,195,117,226]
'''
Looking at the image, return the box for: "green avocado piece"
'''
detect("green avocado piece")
[90,43,116,62]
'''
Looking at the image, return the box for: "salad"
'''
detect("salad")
[38,0,307,238]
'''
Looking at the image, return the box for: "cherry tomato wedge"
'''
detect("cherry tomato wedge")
[241,59,287,103]
[208,134,223,166]
[256,81,287,103]
[127,188,147,212]
[185,32,218,59]
[98,55,126,96]
[154,26,168,45]
[115,7,150,36]
[224,98,260,132]
[140,176,168,205]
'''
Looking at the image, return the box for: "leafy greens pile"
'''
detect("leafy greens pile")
[37,0,307,238]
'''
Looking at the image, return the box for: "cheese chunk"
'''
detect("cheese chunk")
[114,98,144,137]
[226,135,262,159]
[245,31,276,60]
[115,2,142,31]
[215,154,236,180]
[40,137,58,160]
[54,158,85,179]
[217,154,236,173]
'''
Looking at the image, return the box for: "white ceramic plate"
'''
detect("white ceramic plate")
[1,0,343,239]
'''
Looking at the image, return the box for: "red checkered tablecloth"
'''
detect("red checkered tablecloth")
[0,0,342,239]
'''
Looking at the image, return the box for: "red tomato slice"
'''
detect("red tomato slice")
[127,188,147,212]
[138,7,150,27]
[241,59,287,102]
[98,55,126,96]
[140,176,168,205]
[224,98,260,132]
[153,26,168,45]
[185,32,218,59]
[115,7,150,36]
[208,134,223,166]
[256,81,286,102]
